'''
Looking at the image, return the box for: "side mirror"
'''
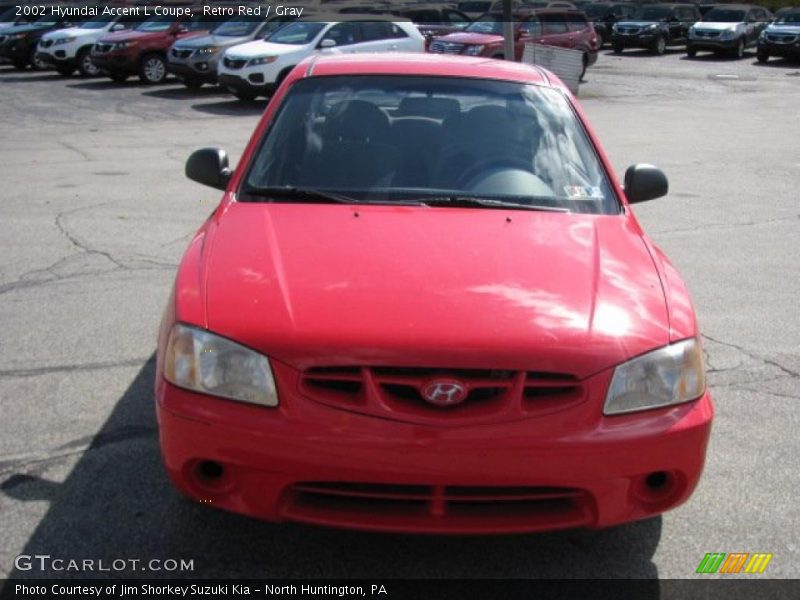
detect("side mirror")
[111,23,125,32]
[319,38,337,49]
[185,147,231,191]
[624,164,668,203]
[175,24,188,35]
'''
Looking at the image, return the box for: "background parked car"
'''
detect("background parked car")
[167,13,300,89]
[217,15,425,101]
[36,11,144,77]
[612,3,701,55]
[756,7,800,63]
[687,4,772,58]
[429,9,599,77]
[91,13,227,84]
[0,11,80,70]
[584,2,638,46]
[0,2,35,30]
[390,4,473,46]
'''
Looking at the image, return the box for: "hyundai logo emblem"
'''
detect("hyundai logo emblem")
[421,379,468,407]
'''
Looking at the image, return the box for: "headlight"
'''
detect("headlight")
[603,338,706,415]
[113,41,137,50]
[645,23,659,31]
[164,323,279,407]
[196,45,220,55]
[12,32,28,40]
[54,36,77,45]
[248,55,277,66]
[758,30,767,40]
[719,29,735,40]
[612,23,620,33]
[463,44,484,55]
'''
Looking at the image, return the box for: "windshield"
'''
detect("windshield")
[242,76,617,214]
[135,15,175,32]
[268,21,326,44]
[211,15,263,36]
[465,15,504,34]
[777,13,800,24]
[633,6,671,20]
[79,15,116,29]
[702,9,746,22]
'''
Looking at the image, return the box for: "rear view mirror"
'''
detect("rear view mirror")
[624,164,668,203]
[111,23,125,32]
[320,38,337,48]
[186,147,231,191]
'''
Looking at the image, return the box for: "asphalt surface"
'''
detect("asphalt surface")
[0,48,798,581]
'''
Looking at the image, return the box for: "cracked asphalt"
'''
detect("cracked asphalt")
[0,48,798,582]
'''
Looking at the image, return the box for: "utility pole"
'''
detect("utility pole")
[502,0,515,61]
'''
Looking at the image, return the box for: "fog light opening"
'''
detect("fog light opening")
[190,459,233,494]
[645,471,669,491]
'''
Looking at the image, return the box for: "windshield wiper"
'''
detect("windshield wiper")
[420,196,570,213]
[241,186,426,206]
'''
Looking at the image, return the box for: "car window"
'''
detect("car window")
[211,15,264,37]
[242,75,618,214]
[566,13,588,31]
[703,8,746,22]
[520,16,542,35]
[135,15,175,32]
[542,14,569,34]
[323,22,360,46]
[358,21,392,41]
[465,15,504,34]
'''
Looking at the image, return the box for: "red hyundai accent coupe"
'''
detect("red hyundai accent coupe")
[155,53,713,534]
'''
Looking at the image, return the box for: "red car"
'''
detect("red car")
[156,53,713,534]
[429,10,599,77]
[90,13,222,84]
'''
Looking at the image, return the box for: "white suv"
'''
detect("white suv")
[217,15,425,101]
[37,14,141,77]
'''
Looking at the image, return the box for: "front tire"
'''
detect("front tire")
[181,76,203,89]
[138,53,167,84]
[109,72,128,83]
[731,37,745,59]
[77,48,100,77]
[652,35,666,56]
[580,53,588,81]
[30,48,49,71]
[234,90,257,101]
[613,44,623,54]
[756,50,769,63]
[56,64,75,76]
[686,45,697,58]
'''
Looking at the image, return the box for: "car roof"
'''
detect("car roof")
[705,4,760,9]
[301,53,554,88]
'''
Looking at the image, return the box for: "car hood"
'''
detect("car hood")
[174,33,251,49]
[616,20,665,27]
[694,21,743,31]
[98,29,172,43]
[202,204,670,377]
[41,26,100,41]
[224,39,309,58]
[765,24,800,33]
[434,32,502,45]
[1,22,58,34]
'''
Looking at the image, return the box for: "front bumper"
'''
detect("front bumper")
[218,72,273,96]
[0,38,33,60]
[612,31,660,49]
[156,362,714,534]
[757,38,800,58]
[35,50,77,68]
[90,50,138,74]
[687,37,741,51]
[166,57,218,83]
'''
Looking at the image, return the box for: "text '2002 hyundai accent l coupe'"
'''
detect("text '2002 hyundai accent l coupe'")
[155,53,713,534]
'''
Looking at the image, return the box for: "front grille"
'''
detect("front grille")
[429,40,464,54]
[282,482,591,532]
[617,27,641,35]
[93,43,111,53]
[767,34,797,43]
[171,47,192,58]
[223,56,247,69]
[300,366,583,425]
[39,39,53,48]
[694,30,721,38]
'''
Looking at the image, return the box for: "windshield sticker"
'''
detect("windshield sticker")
[564,186,603,200]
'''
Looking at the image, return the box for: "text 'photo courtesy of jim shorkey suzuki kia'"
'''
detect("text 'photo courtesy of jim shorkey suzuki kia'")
[156,53,713,534]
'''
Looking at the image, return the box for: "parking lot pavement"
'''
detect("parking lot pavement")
[0,50,798,580]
